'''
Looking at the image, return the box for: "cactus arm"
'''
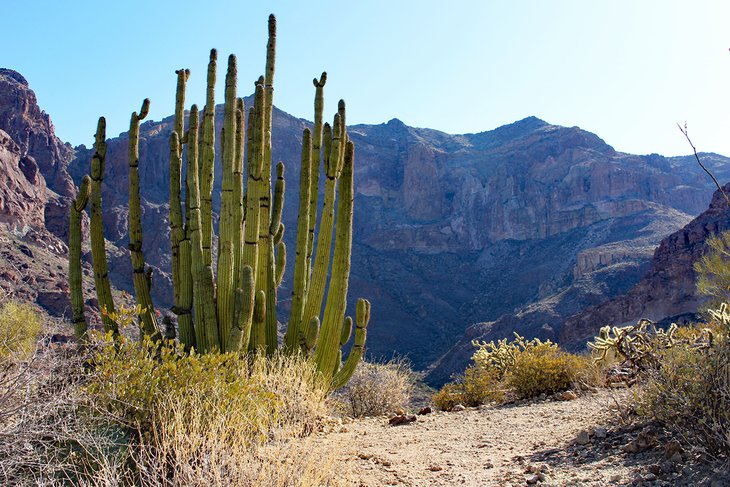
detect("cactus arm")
[306,73,327,263]
[331,299,370,389]
[89,117,118,334]
[199,49,217,267]
[228,265,255,352]
[314,140,354,375]
[69,175,92,340]
[284,128,312,350]
[340,315,352,346]
[128,98,160,339]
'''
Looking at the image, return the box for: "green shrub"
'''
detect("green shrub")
[0,300,41,361]
[505,343,584,399]
[335,359,415,417]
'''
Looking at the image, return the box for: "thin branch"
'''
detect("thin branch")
[678,122,730,208]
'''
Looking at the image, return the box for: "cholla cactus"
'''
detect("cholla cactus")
[587,319,678,368]
[472,333,555,376]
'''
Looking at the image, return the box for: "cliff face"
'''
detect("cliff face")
[559,183,730,348]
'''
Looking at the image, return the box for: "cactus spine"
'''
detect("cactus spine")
[69,175,91,340]
[70,14,370,388]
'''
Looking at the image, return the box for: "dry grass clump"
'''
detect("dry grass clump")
[0,300,41,361]
[1,328,342,486]
[334,359,415,417]
[432,364,503,411]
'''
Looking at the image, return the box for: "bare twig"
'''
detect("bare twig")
[678,122,730,208]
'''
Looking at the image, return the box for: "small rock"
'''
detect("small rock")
[558,390,578,401]
[644,472,657,481]
[452,404,466,412]
[575,430,591,445]
[389,414,416,426]
[18,244,33,258]
[339,426,348,433]
[484,462,494,469]
[664,440,683,459]
[526,473,540,484]
[593,427,608,439]
[418,406,432,415]
[668,452,683,464]
[648,464,661,476]
[428,465,442,472]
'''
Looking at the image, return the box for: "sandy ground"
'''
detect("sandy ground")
[318,388,725,487]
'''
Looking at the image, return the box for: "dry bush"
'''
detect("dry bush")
[505,343,585,399]
[334,359,415,417]
[0,300,42,361]
[432,364,503,411]
[85,335,336,485]
[0,344,131,486]
[640,305,730,457]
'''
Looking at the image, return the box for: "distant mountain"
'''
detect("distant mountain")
[2,68,730,384]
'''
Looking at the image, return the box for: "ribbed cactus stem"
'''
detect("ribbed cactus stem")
[251,289,266,353]
[307,73,327,263]
[275,241,286,288]
[233,98,245,292]
[200,49,217,267]
[89,117,118,334]
[314,141,354,375]
[331,298,370,389]
[186,105,219,352]
[301,115,343,338]
[228,265,255,352]
[170,68,192,346]
[216,54,238,351]
[128,99,160,339]
[69,175,91,340]
[284,129,312,350]
[245,84,266,351]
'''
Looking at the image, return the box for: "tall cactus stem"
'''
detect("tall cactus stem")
[69,175,91,340]
[216,54,238,351]
[89,117,118,334]
[307,73,327,262]
[128,98,160,339]
[199,49,217,267]
[314,140,354,374]
[185,105,219,352]
[285,128,312,350]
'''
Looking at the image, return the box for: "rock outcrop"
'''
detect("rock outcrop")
[559,182,730,348]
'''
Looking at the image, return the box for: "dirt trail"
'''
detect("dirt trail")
[325,389,648,486]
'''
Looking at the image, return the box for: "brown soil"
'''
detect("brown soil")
[321,388,725,487]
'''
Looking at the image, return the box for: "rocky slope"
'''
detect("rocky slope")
[3,67,730,382]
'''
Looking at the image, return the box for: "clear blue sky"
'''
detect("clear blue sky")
[5,1,730,156]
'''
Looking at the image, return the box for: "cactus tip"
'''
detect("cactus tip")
[210,48,217,60]
[268,14,276,34]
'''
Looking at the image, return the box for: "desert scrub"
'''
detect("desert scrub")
[335,359,416,417]
[0,300,41,361]
[504,343,585,399]
[86,334,329,441]
[432,364,503,411]
[434,334,592,409]
[640,304,730,456]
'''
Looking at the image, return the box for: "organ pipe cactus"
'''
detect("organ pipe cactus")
[69,175,91,340]
[67,14,370,388]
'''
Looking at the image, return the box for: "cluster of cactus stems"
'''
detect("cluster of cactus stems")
[68,14,369,388]
[472,333,555,376]
[587,320,678,368]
